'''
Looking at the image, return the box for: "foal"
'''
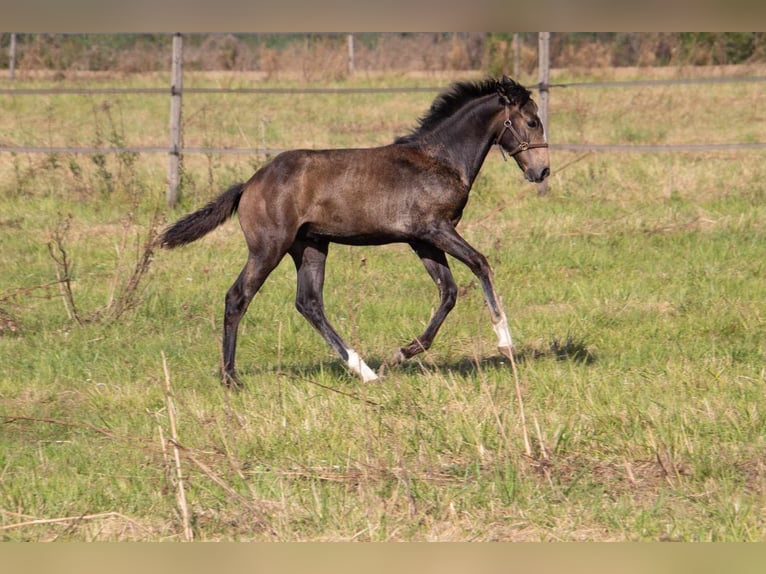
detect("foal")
[159,76,549,386]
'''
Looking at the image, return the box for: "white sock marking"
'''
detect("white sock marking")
[345,348,378,382]
[493,313,513,349]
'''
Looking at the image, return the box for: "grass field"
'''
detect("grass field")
[1,69,765,541]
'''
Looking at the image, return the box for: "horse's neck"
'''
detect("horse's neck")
[424,97,498,188]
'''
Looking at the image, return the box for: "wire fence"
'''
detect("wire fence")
[3,75,766,156]
[4,73,766,96]
[0,86,444,96]
[3,36,766,202]
[4,142,765,156]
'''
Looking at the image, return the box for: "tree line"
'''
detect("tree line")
[2,33,764,75]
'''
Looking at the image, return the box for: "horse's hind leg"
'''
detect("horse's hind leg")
[289,239,378,382]
[394,241,457,363]
[222,249,283,387]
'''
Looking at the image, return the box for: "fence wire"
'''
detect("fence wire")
[3,143,766,156]
[2,74,766,157]
[2,74,766,96]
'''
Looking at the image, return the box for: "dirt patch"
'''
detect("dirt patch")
[0,308,21,336]
[528,452,692,503]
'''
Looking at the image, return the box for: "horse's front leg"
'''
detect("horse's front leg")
[422,221,515,358]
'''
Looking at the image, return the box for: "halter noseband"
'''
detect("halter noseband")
[495,104,548,161]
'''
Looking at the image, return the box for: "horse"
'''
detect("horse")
[159,75,550,387]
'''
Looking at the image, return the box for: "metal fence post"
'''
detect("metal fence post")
[167,33,183,208]
[537,32,550,197]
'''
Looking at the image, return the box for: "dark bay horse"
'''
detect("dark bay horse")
[159,76,549,386]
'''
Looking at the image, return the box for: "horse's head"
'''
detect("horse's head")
[495,76,550,183]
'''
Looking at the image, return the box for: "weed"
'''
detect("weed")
[45,210,161,326]
[85,100,141,198]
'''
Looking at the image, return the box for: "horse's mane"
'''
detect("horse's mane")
[394,76,531,144]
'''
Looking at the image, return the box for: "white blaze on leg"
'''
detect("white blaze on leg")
[345,348,378,382]
[493,312,513,350]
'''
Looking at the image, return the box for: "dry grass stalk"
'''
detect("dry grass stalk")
[507,351,532,458]
[104,211,161,322]
[0,279,74,335]
[45,211,160,326]
[160,351,194,542]
[0,511,146,534]
[3,414,119,440]
[47,214,83,325]
[533,415,550,461]
[180,448,275,535]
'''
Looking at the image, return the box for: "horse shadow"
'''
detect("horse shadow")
[242,335,596,382]
[382,335,596,378]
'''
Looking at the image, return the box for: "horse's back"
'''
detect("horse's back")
[236,144,464,245]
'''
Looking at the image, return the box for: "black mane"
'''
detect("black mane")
[395,76,531,144]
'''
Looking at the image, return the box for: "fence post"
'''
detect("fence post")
[537,31,550,197]
[513,33,520,80]
[9,33,16,80]
[167,33,183,208]
[347,33,355,76]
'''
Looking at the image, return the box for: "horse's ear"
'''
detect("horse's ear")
[496,77,512,104]
[499,75,529,106]
[500,75,517,89]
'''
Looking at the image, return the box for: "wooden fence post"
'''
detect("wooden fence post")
[347,33,355,76]
[167,33,183,208]
[9,33,16,80]
[537,31,550,197]
[513,33,520,80]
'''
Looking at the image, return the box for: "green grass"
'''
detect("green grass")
[1,70,765,541]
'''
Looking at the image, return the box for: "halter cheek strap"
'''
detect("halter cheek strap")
[495,105,548,161]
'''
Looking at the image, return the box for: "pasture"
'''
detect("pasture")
[0,69,764,541]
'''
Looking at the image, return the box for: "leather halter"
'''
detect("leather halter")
[495,104,549,161]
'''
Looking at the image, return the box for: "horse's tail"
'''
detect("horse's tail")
[159,182,245,249]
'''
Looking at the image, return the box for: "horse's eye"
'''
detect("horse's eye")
[527,119,538,129]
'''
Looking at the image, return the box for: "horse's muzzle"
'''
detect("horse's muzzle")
[525,166,550,183]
